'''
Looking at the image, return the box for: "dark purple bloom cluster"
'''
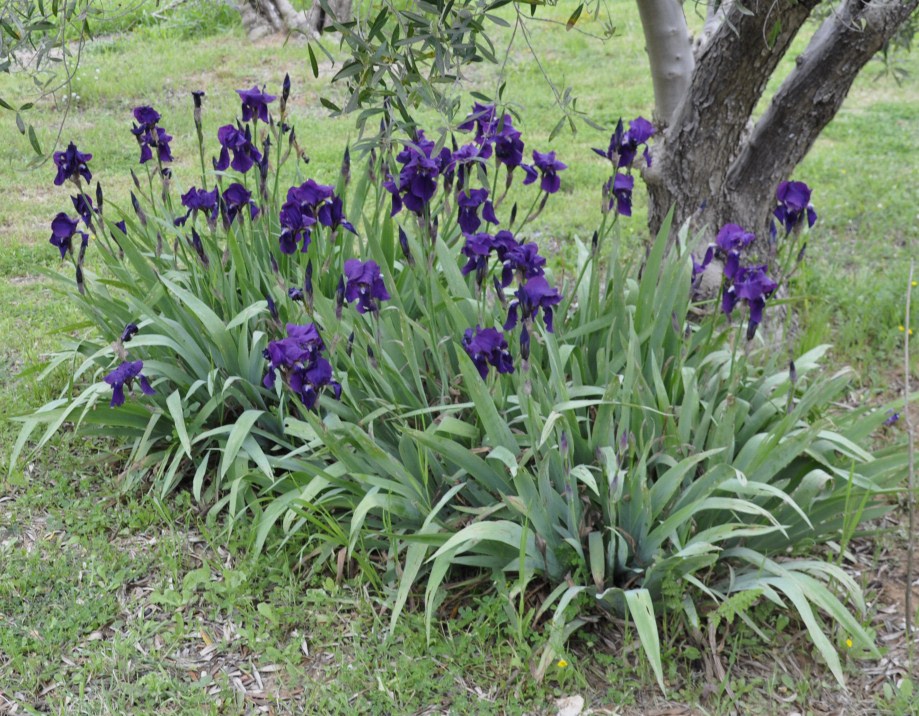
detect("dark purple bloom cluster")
[49,212,87,259]
[771,181,817,238]
[692,222,756,290]
[215,123,263,174]
[385,131,452,215]
[278,180,354,255]
[263,323,341,410]
[459,229,517,286]
[237,85,276,123]
[721,264,778,340]
[104,360,155,408]
[53,142,93,186]
[462,326,514,379]
[457,104,525,171]
[221,183,260,226]
[343,259,390,314]
[131,105,173,165]
[692,222,775,338]
[594,117,654,217]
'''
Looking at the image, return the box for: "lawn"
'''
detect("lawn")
[1,1,917,713]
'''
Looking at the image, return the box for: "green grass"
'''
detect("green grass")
[2,1,918,713]
[4,451,916,714]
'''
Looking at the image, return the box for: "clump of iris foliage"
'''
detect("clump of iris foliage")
[12,78,907,689]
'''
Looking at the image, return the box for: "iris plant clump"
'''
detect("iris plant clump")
[27,77,901,694]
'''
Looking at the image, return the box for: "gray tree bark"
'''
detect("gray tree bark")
[239,0,352,41]
[639,0,919,255]
[636,0,694,125]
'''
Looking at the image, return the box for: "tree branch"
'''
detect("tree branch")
[725,0,919,229]
[659,0,820,210]
[635,0,694,124]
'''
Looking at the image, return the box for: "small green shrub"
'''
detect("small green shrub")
[12,83,908,689]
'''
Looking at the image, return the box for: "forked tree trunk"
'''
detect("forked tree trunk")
[239,0,352,41]
[640,0,919,257]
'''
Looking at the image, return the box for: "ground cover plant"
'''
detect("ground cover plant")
[10,71,911,694]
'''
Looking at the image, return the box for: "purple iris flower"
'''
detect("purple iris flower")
[215,124,262,174]
[386,131,451,215]
[460,232,496,284]
[524,150,567,194]
[457,104,525,170]
[288,357,341,410]
[130,106,173,164]
[287,179,335,212]
[772,181,817,237]
[264,323,325,382]
[50,213,81,259]
[504,275,562,333]
[884,410,900,426]
[593,117,655,169]
[716,223,756,254]
[715,223,756,279]
[448,143,489,190]
[277,180,334,254]
[458,102,499,140]
[181,187,219,224]
[462,326,515,379]
[237,85,277,123]
[53,142,93,186]
[133,106,161,128]
[343,259,390,314]
[104,360,155,408]
[140,127,174,164]
[501,241,546,287]
[263,323,340,409]
[120,323,139,343]
[317,195,356,234]
[456,188,499,235]
[721,264,777,339]
[493,122,525,170]
[608,172,634,217]
[221,183,260,226]
[278,201,315,254]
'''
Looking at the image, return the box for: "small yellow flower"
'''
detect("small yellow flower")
[557,659,569,669]
[846,638,853,649]
[913,281,918,287]
[900,326,914,335]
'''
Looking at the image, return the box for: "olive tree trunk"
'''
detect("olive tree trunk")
[239,0,352,41]
[640,0,919,253]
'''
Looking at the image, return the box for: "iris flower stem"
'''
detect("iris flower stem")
[514,191,543,233]
[490,159,501,203]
